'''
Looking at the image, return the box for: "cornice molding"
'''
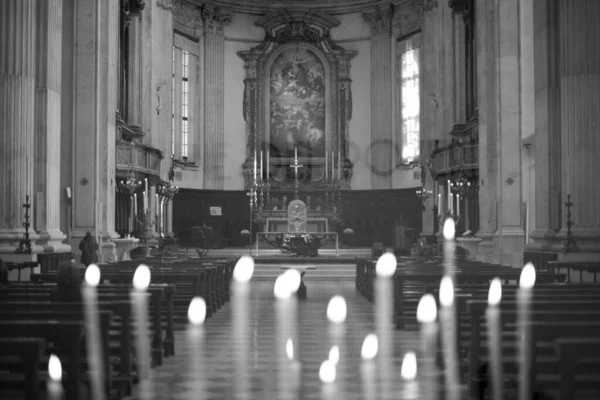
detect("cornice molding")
[362,4,394,36]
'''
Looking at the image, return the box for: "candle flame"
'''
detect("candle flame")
[326,295,347,324]
[488,278,502,305]
[282,268,301,293]
[319,360,336,383]
[187,297,207,325]
[375,252,397,277]
[48,354,62,381]
[361,334,378,360]
[286,338,294,360]
[401,352,417,381]
[416,294,437,323]
[439,275,454,307]
[133,264,151,290]
[329,345,340,365]
[84,264,101,287]
[274,274,292,299]
[443,218,455,240]
[519,263,536,289]
[233,256,255,283]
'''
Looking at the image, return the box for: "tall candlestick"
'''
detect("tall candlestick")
[260,151,263,181]
[361,334,378,400]
[438,193,442,217]
[295,147,297,161]
[144,178,148,211]
[155,194,158,217]
[331,151,334,179]
[131,264,152,399]
[82,265,105,400]
[129,196,133,234]
[267,151,270,179]
[456,194,460,217]
[253,152,257,183]
[439,275,460,400]
[375,252,396,396]
[232,256,254,399]
[417,294,438,400]
[143,191,147,215]
[518,263,536,400]
[487,278,503,400]
[47,354,64,400]
[338,151,341,180]
[187,297,207,398]
[325,151,328,179]
[133,193,137,216]
[447,180,451,210]
[327,295,347,393]
[443,218,456,277]
[400,352,420,400]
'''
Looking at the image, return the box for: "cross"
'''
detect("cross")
[290,157,303,180]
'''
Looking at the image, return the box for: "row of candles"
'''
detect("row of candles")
[435,180,464,217]
[252,148,343,181]
[128,178,166,234]
[47,217,537,400]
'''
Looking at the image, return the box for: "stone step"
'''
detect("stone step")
[252,262,356,280]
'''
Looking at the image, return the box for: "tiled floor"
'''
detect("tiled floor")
[130,281,423,400]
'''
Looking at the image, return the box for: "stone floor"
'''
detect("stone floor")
[128,281,427,400]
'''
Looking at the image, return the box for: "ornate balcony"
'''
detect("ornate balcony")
[116,140,163,178]
[429,143,478,177]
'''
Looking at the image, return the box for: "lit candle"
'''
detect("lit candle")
[47,354,64,400]
[286,338,302,398]
[319,359,337,400]
[274,268,301,399]
[260,151,263,180]
[487,278,503,400]
[326,295,347,393]
[443,218,457,278]
[438,193,442,216]
[375,252,396,395]
[417,294,438,400]
[82,265,106,400]
[133,193,137,216]
[325,151,328,179]
[232,256,255,399]
[187,297,207,397]
[401,352,420,400]
[439,275,460,400]
[267,151,270,179]
[456,194,460,216]
[131,264,152,399]
[253,152,257,183]
[447,180,451,210]
[295,147,298,161]
[518,263,536,400]
[143,191,147,215]
[129,196,133,234]
[360,334,377,400]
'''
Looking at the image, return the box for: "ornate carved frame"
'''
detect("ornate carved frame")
[238,9,357,190]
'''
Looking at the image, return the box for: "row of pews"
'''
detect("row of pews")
[356,256,600,400]
[0,256,237,400]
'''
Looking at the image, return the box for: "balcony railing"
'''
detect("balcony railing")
[116,140,163,177]
[430,143,478,177]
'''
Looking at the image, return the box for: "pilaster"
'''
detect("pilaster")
[128,16,142,128]
[0,0,41,254]
[203,7,231,190]
[363,5,394,190]
[34,0,70,252]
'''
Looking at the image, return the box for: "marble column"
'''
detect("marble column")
[71,0,119,262]
[0,0,41,256]
[34,0,69,252]
[363,5,394,190]
[128,16,142,129]
[203,7,231,190]
[494,0,524,266]
[557,0,600,252]
[452,12,466,123]
[475,0,499,260]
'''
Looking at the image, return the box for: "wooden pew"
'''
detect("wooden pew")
[0,338,46,400]
[547,260,600,283]
[555,338,600,400]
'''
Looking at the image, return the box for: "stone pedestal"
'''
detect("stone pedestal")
[112,238,140,261]
[457,237,482,261]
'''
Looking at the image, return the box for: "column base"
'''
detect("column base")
[35,228,71,253]
[528,228,600,253]
[492,228,525,267]
[456,237,482,261]
[0,229,42,254]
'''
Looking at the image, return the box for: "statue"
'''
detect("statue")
[288,199,307,233]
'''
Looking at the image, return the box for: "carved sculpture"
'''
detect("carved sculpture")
[288,199,307,233]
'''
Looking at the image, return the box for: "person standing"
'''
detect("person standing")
[79,231,98,267]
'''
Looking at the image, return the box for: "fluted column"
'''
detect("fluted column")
[34,0,69,252]
[203,7,231,190]
[128,16,142,128]
[452,12,466,123]
[0,0,40,254]
[558,0,600,252]
[363,5,393,190]
[475,0,499,259]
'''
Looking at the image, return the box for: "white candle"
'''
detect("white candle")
[129,196,133,234]
[131,264,152,399]
[155,194,158,217]
[518,263,536,400]
[447,180,451,210]
[361,334,378,400]
[327,295,347,392]
[331,151,334,179]
[82,265,105,400]
[253,152,257,183]
[443,218,456,277]
[133,193,137,216]
[487,278,503,400]
[144,178,148,211]
[400,352,420,400]
[320,359,337,400]
[260,151,263,180]
[325,151,328,179]
[456,194,460,216]
[438,193,442,216]
[47,354,64,400]
[375,253,396,395]
[417,294,438,400]
[233,256,255,399]
[267,151,270,179]
[143,191,147,215]
[295,147,297,161]
[439,276,460,400]
[187,297,207,397]
[338,151,341,180]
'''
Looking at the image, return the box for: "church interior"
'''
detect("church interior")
[1,0,599,399]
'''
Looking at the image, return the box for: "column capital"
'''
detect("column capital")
[202,6,231,35]
[411,0,438,15]
[362,4,394,36]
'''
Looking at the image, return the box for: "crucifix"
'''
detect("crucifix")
[290,152,303,199]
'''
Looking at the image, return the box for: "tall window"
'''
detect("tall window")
[398,33,421,164]
[172,41,197,161]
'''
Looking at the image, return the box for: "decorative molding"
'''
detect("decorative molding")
[186,0,405,15]
[156,0,180,10]
[362,4,394,36]
[202,6,232,35]
[173,0,203,39]
[411,0,438,14]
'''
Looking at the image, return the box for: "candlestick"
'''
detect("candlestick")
[131,264,152,399]
[437,193,442,217]
[187,297,207,397]
[260,151,263,181]
[232,256,255,399]
[361,334,378,400]
[338,150,341,180]
[129,196,133,234]
[326,295,347,388]
[439,275,460,400]
[295,147,297,161]
[325,151,328,179]
[456,194,460,217]
[331,151,334,180]
[320,359,337,400]
[401,352,420,400]
[267,151,270,179]
[487,278,503,400]
[47,354,64,400]
[447,180,451,210]
[417,294,438,400]
[82,265,106,400]
[518,263,536,400]
[144,178,148,211]
[143,191,147,215]
[443,218,456,278]
[375,252,396,396]
[134,193,137,217]
[253,152,257,183]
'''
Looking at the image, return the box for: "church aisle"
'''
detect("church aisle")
[131,281,420,400]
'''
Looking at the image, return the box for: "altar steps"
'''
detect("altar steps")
[252,262,356,281]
